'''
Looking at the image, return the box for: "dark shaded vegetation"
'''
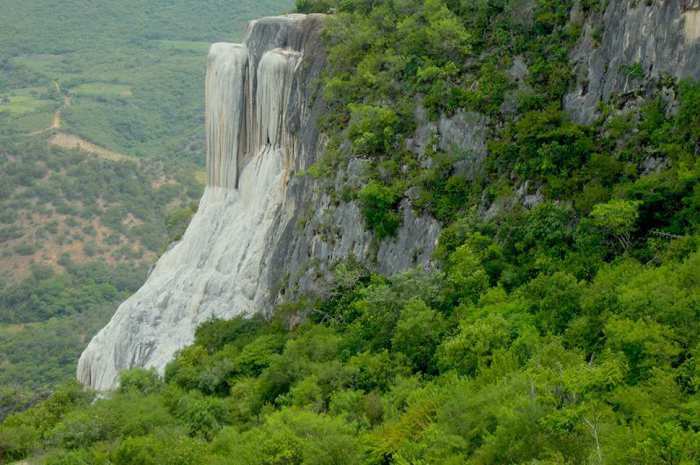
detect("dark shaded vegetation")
[0,261,144,325]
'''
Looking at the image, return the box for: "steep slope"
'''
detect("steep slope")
[2,1,700,464]
[78,14,439,390]
[79,0,700,392]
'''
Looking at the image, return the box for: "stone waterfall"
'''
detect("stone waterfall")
[78,15,322,391]
[78,13,440,391]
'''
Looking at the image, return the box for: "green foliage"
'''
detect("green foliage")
[104,426,210,465]
[165,202,199,244]
[0,0,296,414]
[0,0,294,158]
[4,239,700,463]
[0,262,141,324]
[391,299,446,373]
[295,0,334,13]
[590,199,640,250]
[348,104,400,156]
[358,181,401,240]
[211,409,362,465]
[4,1,700,464]
[314,0,585,236]
[0,306,113,411]
[119,369,163,396]
[445,244,490,304]
[622,62,645,80]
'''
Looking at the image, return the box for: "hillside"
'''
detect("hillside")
[0,0,294,417]
[1,0,699,464]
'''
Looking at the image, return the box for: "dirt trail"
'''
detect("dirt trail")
[48,133,133,162]
[23,83,133,162]
[49,94,71,129]
[50,110,61,129]
[25,82,65,135]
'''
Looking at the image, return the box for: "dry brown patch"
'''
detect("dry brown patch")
[48,133,134,162]
[151,177,176,189]
[0,207,158,281]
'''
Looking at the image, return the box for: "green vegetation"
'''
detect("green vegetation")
[1,0,699,463]
[307,0,692,235]
[358,182,401,240]
[0,138,200,417]
[0,139,200,280]
[2,232,698,463]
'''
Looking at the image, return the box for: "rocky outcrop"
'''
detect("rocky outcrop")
[406,103,489,182]
[566,0,700,123]
[78,14,439,391]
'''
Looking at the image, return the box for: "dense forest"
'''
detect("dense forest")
[1,0,699,464]
[0,0,294,420]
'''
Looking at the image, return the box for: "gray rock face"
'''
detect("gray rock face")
[565,0,700,123]
[78,14,440,391]
[406,102,489,180]
[438,111,489,180]
[438,111,488,156]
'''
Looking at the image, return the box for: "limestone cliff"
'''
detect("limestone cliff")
[78,14,439,391]
[566,0,700,123]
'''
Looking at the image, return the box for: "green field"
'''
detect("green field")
[0,94,51,116]
[72,83,133,98]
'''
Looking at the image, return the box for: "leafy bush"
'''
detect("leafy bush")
[357,181,401,240]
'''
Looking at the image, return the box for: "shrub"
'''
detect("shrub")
[358,181,401,240]
[347,104,400,156]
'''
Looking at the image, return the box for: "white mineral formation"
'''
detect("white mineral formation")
[78,15,310,390]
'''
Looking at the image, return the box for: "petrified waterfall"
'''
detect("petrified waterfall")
[78,13,441,391]
[77,15,321,390]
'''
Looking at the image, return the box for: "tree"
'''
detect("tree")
[358,181,401,240]
[392,298,447,373]
[590,199,640,250]
[348,104,400,156]
[119,368,163,395]
[446,244,489,304]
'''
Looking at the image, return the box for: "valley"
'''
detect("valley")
[0,0,294,416]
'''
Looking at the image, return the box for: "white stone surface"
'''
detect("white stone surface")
[78,17,307,391]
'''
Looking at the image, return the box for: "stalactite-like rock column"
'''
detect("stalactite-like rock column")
[206,43,248,188]
[77,14,324,391]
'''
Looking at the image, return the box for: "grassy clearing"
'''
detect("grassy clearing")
[0,323,26,336]
[73,83,133,98]
[0,111,54,134]
[0,95,51,115]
